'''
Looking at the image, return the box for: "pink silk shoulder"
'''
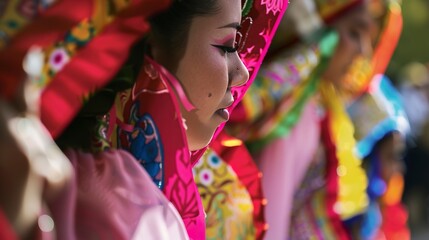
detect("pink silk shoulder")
[48,149,189,240]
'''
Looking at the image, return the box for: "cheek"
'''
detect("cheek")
[206,60,229,92]
[337,36,355,60]
[196,53,228,99]
[331,36,359,76]
[178,50,229,108]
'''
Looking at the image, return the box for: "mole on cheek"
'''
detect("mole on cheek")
[208,93,212,98]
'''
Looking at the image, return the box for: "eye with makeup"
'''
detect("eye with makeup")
[348,28,361,41]
[212,33,241,55]
[213,22,244,55]
[212,44,238,54]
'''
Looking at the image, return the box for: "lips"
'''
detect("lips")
[215,94,234,121]
[215,108,230,121]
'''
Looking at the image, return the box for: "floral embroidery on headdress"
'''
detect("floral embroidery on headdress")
[261,0,286,15]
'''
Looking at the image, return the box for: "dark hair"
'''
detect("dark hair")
[149,0,219,64]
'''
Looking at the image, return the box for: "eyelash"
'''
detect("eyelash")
[212,45,238,54]
[349,29,360,40]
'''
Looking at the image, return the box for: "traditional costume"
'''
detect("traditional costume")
[1,0,289,239]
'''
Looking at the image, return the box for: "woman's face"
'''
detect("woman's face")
[165,0,249,151]
[323,5,377,86]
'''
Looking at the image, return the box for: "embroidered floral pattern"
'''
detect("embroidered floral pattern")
[0,0,31,49]
[194,149,255,240]
[48,47,70,72]
[0,0,58,49]
[40,20,95,87]
[91,113,111,152]
[125,105,165,189]
[208,154,222,169]
[166,148,200,220]
[260,0,285,15]
[67,20,95,45]
[199,169,214,186]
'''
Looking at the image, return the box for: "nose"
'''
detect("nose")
[229,53,249,88]
[359,34,373,58]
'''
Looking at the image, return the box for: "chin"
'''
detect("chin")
[187,130,216,152]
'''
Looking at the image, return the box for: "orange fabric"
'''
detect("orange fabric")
[371,2,403,76]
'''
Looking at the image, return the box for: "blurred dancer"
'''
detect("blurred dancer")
[225,0,402,239]
[348,75,410,240]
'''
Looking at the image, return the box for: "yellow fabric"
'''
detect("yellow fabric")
[319,81,369,220]
[109,89,132,149]
[315,0,361,20]
[0,1,35,49]
[194,149,255,240]
[339,56,373,105]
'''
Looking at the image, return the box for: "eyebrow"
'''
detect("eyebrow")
[355,16,372,29]
[218,22,242,31]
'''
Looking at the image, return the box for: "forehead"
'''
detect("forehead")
[195,0,242,28]
[336,5,373,27]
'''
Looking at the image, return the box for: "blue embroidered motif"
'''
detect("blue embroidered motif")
[127,103,165,189]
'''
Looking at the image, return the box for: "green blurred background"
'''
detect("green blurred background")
[387,0,429,79]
